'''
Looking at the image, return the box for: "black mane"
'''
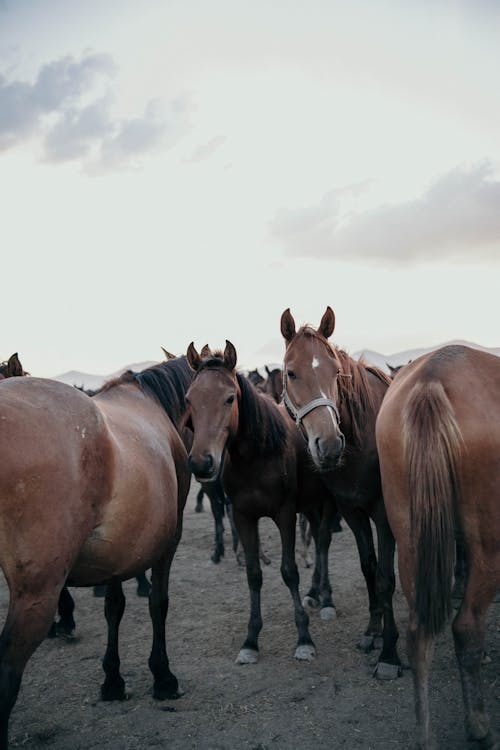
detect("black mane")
[236,372,287,456]
[133,356,194,426]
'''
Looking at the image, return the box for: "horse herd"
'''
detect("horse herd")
[0,307,498,750]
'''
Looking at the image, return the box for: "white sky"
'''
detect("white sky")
[2,0,499,377]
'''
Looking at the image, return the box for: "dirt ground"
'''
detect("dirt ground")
[1,481,498,750]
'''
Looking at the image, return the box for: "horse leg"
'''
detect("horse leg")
[301,509,321,608]
[371,507,401,680]
[233,512,263,664]
[298,512,313,568]
[316,502,336,621]
[342,508,382,652]
[452,568,499,749]
[301,506,336,619]
[275,506,315,661]
[0,589,61,748]
[101,580,127,701]
[208,488,225,564]
[55,585,76,638]
[148,549,183,700]
[195,486,204,512]
[225,497,240,554]
[136,571,151,597]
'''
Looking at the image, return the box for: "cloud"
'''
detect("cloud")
[0,52,191,170]
[0,52,114,150]
[185,135,226,163]
[91,96,192,172]
[270,163,500,264]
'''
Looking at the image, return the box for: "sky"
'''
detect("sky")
[2,0,500,378]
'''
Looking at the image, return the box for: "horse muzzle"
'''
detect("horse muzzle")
[309,431,345,472]
[188,452,220,483]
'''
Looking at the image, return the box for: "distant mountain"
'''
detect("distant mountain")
[352,340,500,373]
[53,361,159,391]
[52,340,500,389]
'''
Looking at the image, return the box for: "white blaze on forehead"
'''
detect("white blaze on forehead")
[312,356,320,369]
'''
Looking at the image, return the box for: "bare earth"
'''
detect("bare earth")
[2,482,498,750]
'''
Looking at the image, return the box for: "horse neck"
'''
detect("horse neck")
[231,373,287,462]
[338,354,388,449]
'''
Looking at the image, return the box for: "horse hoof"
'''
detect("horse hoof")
[154,684,184,700]
[373,661,402,680]
[236,648,259,664]
[101,684,128,701]
[358,634,375,652]
[294,643,316,661]
[302,595,320,610]
[320,606,337,621]
[57,628,78,643]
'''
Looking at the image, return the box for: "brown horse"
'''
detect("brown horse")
[184,340,339,663]
[0,355,195,749]
[376,344,500,749]
[280,306,401,680]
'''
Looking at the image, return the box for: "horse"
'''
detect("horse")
[375,344,500,749]
[280,306,402,680]
[0,354,27,379]
[246,367,266,389]
[262,365,284,403]
[0,354,196,748]
[184,340,338,664]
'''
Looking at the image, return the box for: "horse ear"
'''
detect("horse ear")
[223,340,237,371]
[280,308,296,343]
[265,365,271,376]
[186,342,202,371]
[318,307,335,339]
[200,344,211,358]
[161,347,176,360]
[7,353,23,377]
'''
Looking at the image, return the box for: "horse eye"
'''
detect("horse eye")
[287,370,296,380]
[226,395,235,405]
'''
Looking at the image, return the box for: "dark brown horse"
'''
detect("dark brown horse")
[184,341,338,663]
[0,354,26,379]
[280,306,401,679]
[376,344,500,749]
[0,355,195,748]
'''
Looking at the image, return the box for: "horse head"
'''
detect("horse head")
[185,340,240,483]
[280,307,345,471]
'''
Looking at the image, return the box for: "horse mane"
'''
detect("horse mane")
[196,353,288,456]
[134,356,194,426]
[236,372,288,455]
[335,348,390,448]
[96,357,194,426]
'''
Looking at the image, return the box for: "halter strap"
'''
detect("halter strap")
[282,383,341,427]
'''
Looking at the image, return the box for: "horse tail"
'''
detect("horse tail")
[403,380,463,636]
